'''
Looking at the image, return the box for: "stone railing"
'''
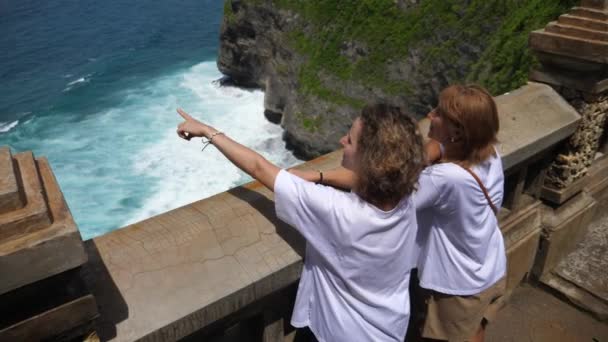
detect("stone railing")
[1,1,607,341]
[81,82,586,341]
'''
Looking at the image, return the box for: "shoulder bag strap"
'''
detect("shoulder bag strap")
[459,166,498,215]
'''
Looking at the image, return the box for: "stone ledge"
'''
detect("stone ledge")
[0,158,87,295]
[582,0,608,11]
[571,6,608,21]
[84,83,583,341]
[493,83,581,172]
[500,197,542,248]
[505,225,542,298]
[541,175,588,205]
[533,192,597,280]
[0,268,98,342]
[545,21,608,42]
[0,152,51,242]
[542,272,608,321]
[558,14,608,32]
[530,29,608,65]
[529,65,608,94]
[0,147,21,214]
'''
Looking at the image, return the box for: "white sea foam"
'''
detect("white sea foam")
[1,61,299,239]
[67,77,87,86]
[63,74,91,92]
[0,120,19,133]
[127,62,301,225]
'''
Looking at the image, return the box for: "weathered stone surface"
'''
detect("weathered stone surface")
[0,158,87,295]
[0,152,51,242]
[492,83,581,172]
[583,154,608,210]
[545,92,608,188]
[500,197,541,249]
[558,14,608,33]
[534,192,597,280]
[571,6,608,21]
[545,21,608,42]
[0,296,97,342]
[0,147,21,214]
[496,196,543,298]
[0,271,98,342]
[504,225,541,298]
[581,0,608,11]
[543,273,608,321]
[487,284,608,342]
[529,29,608,65]
[529,66,608,94]
[550,209,608,319]
[541,175,588,205]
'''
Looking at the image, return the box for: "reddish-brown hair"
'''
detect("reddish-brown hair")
[437,84,499,165]
[355,104,425,207]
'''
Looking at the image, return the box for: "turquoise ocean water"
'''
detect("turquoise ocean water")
[0,0,300,239]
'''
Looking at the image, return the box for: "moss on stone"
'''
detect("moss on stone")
[224,0,236,24]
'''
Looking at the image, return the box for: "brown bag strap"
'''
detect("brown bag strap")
[459,166,498,215]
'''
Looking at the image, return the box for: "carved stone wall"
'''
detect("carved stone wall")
[546,92,608,188]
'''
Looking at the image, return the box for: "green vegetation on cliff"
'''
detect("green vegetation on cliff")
[274,0,577,103]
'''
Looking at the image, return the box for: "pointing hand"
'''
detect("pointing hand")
[176,108,210,140]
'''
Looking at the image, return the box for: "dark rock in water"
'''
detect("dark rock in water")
[214,76,258,90]
[214,76,236,87]
[264,109,282,124]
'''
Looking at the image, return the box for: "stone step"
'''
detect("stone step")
[0,268,98,342]
[0,147,23,214]
[0,157,87,295]
[0,152,51,242]
[545,21,608,42]
[558,14,608,31]
[529,29,608,64]
[570,6,608,21]
[581,0,608,11]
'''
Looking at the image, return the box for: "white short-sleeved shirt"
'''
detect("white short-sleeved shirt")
[414,151,506,295]
[274,170,419,342]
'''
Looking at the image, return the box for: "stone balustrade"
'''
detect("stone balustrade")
[75,82,588,342]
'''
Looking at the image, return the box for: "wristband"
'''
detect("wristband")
[315,171,324,185]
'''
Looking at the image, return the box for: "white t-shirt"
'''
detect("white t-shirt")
[414,152,506,295]
[274,170,418,342]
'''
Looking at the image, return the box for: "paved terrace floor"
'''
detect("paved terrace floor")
[486,284,608,342]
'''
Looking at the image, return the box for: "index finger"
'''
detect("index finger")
[176,108,193,121]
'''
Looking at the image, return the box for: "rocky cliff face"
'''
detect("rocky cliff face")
[218,0,576,159]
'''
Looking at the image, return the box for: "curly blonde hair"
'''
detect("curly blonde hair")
[355,104,425,207]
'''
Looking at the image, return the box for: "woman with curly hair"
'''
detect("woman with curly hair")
[176,104,425,342]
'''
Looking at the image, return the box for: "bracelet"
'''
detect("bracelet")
[315,171,324,185]
[202,131,225,151]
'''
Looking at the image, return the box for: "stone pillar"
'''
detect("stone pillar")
[0,147,98,341]
[528,2,608,301]
[529,0,608,195]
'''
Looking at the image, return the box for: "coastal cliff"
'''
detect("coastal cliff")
[218,0,577,159]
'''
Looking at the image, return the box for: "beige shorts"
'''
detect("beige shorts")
[419,277,507,341]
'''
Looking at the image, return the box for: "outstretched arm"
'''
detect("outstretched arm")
[176,108,280,191]
[289,166,356,190]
